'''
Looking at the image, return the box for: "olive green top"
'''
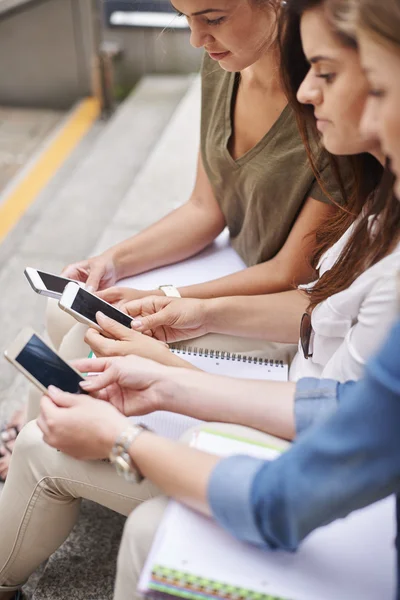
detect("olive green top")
[200,53,341,267]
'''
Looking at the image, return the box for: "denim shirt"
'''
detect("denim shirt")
[208,317,400,598]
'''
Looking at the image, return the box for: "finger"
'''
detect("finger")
[86,265,105,292]
[96,312,133,339]
[79,364,118,392]
[97,288,122,304]
[130,310,167,335]
[36,414,50,437]
[62,262,88,281]
[39,394,58,424]
[85,327,113,356]
[123,298,148,318]
[72,357,109,374]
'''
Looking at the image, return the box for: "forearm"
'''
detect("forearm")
[203,290,307,343]
[108,201,225,281]
[179,259,315,299]
[160,368,297,440]
[129,431,219,515]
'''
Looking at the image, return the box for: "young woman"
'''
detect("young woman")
[86,0,400,386]
[0,2,397,599]
[61,0,341,304]
[10,0,352,482]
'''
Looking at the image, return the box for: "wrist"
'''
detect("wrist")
[108,246,136,281]
[153,370,185,412]
[203,297,222,334]
[101,416,130,456]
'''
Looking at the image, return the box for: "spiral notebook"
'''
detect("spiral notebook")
[170,345,288,382]
[139,430,396,600]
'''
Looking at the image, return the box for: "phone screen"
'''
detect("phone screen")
[16,334,86,394]
[71,288,133,329]
[38,271,72,294]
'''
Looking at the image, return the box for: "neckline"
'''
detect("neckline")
[224,69,290,168]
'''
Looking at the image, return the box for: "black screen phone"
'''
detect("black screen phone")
[71,287,133,329]
[38,271,73,294]
[16,334,87,394]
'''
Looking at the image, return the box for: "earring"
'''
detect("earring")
[281,0,288,6]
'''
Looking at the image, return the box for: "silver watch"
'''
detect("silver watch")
[159,285,181,298]
[109,424,149,483]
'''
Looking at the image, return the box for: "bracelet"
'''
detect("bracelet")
[109,424,149,483]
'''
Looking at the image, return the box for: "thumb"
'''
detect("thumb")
[130,309,170,335]
[47,386,83,408]
[96,312,132,339]
[97,288,120,304]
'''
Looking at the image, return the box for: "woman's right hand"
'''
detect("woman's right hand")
[74,355,172,417]
[121,296,210,343]
[62,253,117,292]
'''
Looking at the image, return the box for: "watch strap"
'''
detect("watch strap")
[159,285,181,298]
[109,424,148,483]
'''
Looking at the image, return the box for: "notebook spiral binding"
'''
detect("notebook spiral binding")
[170,345,284,367]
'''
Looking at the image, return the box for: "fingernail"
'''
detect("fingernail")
[131,319,142,329]
[86,285,94,293]
[48,385,60,394]
[80,380,90,388]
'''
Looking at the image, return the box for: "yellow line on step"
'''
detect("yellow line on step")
[0,97,100,243]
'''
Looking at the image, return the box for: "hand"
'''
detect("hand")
[85,312,176,366]
[37,388,129,460]
[97,286,162,308]
[121,296,209,343]
[62,253,117,292]
[74,354,171,416]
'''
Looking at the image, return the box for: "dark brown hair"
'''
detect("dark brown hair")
[279,0,398,310]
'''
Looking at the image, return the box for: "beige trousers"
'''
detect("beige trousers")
[0,420,289,598]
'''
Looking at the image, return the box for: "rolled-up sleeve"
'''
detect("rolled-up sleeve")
[208,455,268,547]
[294,378,356,436]
[207,317,400,552]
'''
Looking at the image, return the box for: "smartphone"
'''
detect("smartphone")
[5,328,87,395]
[59,282,133,331]
[24,267,81,300]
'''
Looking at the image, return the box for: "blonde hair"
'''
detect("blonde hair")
[356,0,400,49]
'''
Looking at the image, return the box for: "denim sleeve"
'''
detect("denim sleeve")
[294,378,356,436]
[209,317,400,550]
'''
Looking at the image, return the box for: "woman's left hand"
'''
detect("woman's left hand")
[37,389,128,460]
[85,312,173,365]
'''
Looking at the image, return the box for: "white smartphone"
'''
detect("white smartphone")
[5,328,88,395]
[24,267,81,300]
[59,282,133,331]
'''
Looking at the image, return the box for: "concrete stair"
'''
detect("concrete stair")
[0,73,200,599]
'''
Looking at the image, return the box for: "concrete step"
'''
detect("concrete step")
[94,75,200,254]
[21,75,200,600]
[0,75,193,417]
[0,105,64,197]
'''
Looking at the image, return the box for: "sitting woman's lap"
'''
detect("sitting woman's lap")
[113,423,290,600]
[0,419,289,594]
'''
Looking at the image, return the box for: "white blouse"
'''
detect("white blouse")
[289,222,400,383]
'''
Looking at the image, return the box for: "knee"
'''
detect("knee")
[11,421,55,478]
[118,497,168,577]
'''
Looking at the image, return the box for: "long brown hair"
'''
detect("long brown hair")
[279,0,399,310]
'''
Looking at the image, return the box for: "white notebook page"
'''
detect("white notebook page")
[140,432,396,600]
[171,348,288,382]
[119,229,246,290]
